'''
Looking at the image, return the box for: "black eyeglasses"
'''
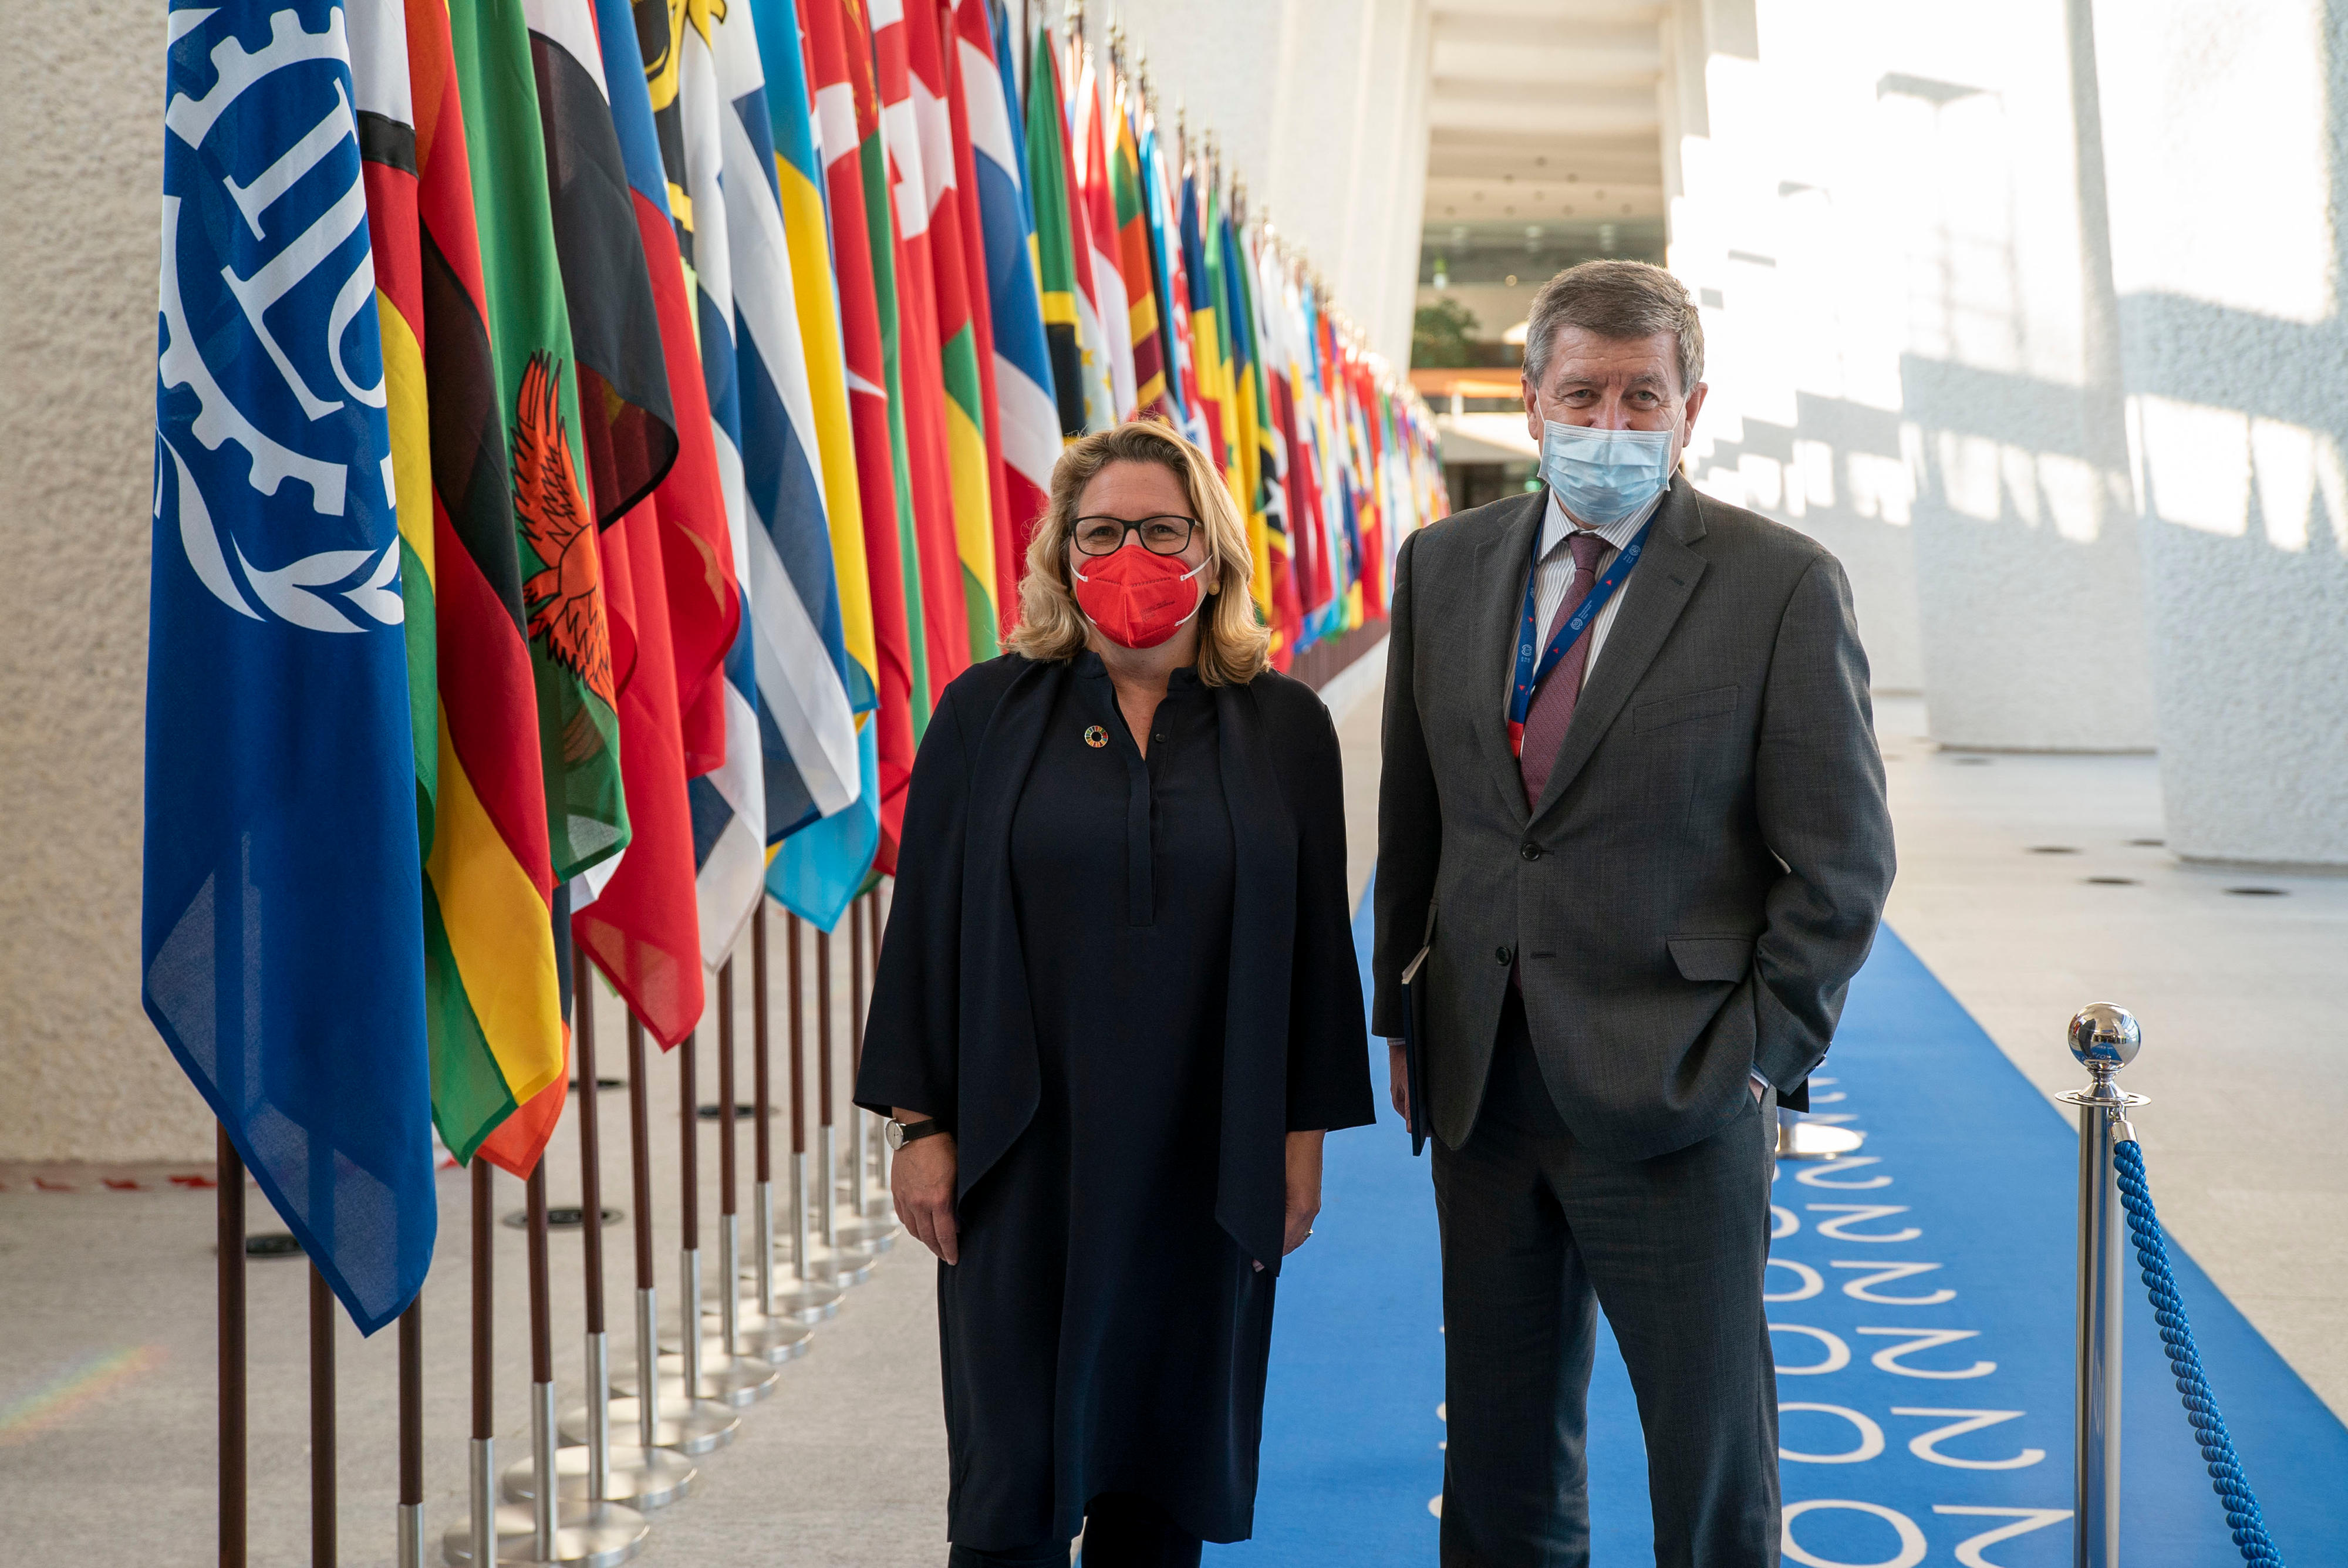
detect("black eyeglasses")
[1071,514,1199,557]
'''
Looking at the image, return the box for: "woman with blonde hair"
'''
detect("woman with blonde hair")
[856,420,1372,1566]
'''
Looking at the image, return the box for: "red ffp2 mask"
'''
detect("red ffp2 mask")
[1071,545,1209,649]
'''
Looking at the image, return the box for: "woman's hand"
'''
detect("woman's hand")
[889,1108,960,1265]
[1282,1129,1325,1257]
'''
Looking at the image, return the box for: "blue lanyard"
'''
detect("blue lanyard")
[1506,515,1655,756]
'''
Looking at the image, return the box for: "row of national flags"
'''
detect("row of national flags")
[144,0,1445,1334]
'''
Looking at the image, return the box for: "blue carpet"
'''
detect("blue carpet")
[1209,885,2348,1566]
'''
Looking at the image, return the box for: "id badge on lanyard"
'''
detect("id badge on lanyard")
[1505,516,1657,758]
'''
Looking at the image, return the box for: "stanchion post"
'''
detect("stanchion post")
[219,1125,247,1568]
[399,1300,423,1567]
[2057,1003,2146,1568]
[311,1263,335,1568]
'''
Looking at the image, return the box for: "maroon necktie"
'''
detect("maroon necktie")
[1518,531,1610,809]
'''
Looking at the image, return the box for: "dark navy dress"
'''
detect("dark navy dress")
[855,652,1374,1554]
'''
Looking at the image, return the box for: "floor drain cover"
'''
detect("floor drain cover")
[2084,876,2140,886]
[243,1232,303,1259]
[2225,886,2287,897]
[2029,845,2081,854]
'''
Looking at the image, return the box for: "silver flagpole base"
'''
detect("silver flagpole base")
[738,1255,844,1321]
[512,1334,692,1509]
[801,1239,878,1284]
[636,1245,771,1405]
[506,1440,696,1509]
[626,1343,781,1406]
[463,1385,650,1566]
[718,1215,742,1357]
[832,1202,898,1253]
[448,1437,495,1567]
[705,1297,816,1359]
[400,1502,426,1568]
[441,1500,647,1566]
[568,1394,738,1455]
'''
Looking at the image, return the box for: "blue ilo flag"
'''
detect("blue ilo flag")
[148,0,435,1336]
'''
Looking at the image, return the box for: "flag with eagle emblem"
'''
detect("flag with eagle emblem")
[566,0,721,1046]
[352,0,567,1166]
[448,0,629,887]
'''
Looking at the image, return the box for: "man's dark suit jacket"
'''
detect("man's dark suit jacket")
[1372,474,1895,1159]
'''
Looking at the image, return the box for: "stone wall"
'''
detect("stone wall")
[0,0,217,1161]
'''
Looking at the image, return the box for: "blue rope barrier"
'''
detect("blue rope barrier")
[2111,1138,2286,1566]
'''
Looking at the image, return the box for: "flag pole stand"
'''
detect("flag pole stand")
[835,892,897,1249]
[218,1125,248,1568]
[636,1027,772,1408]
[540,980,694,1506]
[399,1299,424,1568]
[811,928,880,1277]
[705,937,814,1360]
[564,1017,732,1455]
[442,1162,498,1566]
[858,891,896,1221]
[736,902,835,1345]
[311,1260,336,1568]
[750,913,856,1306]
[456,1165,646,1567]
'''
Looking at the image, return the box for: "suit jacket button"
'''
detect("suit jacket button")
[1520,843,1542,861]
[1495,946,1513,966]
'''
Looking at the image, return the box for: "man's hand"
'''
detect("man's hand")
[1283,1129,1325,1256]
[1388,1038,1411,1122]
[889,1108,959,1265]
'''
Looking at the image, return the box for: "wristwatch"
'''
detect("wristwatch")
[884,1117,946,1151]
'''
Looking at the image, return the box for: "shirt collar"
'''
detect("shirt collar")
[1539,483,1664,560]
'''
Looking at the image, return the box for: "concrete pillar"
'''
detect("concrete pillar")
[2092,0,2348,864]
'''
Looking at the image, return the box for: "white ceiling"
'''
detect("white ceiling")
[1420,0,1669,264]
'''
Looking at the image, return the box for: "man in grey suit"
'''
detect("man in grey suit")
[1374,260,1895,1566]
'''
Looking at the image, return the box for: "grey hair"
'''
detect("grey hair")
[1522,260,1705,395]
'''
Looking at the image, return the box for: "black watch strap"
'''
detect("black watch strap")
[887,1117,945,1149]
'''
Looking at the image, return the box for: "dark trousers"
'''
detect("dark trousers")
[947,1493,1203,1568]
[1432,991,1780,1567]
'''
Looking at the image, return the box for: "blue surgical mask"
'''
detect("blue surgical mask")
[1539,421,1676,530]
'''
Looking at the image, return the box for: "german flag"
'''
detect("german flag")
[381,0,566,1162]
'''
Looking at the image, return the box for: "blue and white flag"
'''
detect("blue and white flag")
[147,0,434,1336]
[709,0,861,856]
[657,0,768,968]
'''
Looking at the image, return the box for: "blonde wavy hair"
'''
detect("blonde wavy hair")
[1006,420,1271,686]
